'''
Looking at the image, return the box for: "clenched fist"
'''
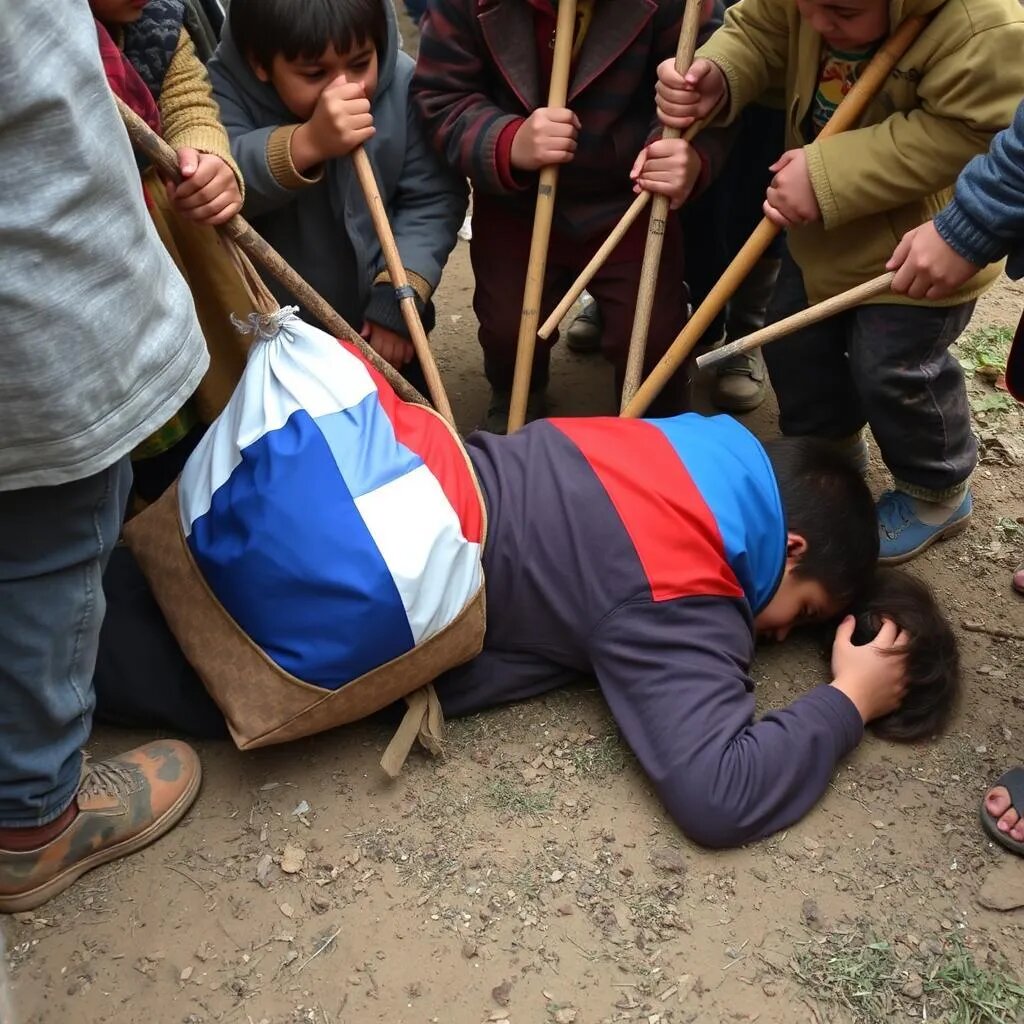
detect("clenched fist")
[290,75,375,171]
[630,138,702,209]
[655,58,727,129]
[510,107,580,171]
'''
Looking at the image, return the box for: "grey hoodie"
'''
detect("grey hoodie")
[208,3,467,335]
[0,0,208,491]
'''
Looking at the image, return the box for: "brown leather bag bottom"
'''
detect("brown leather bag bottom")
[122,482,486,750]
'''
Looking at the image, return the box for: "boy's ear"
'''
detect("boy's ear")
[785,531,809,564]
[249,55,272,83]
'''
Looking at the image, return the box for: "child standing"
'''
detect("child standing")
[208,0,467,381]
[412,0,729,430]
[656,0,1024,562]
[93,0,249,501]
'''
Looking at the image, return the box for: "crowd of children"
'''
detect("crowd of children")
[2,0,1024,914]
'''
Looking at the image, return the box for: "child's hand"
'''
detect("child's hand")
[655,58,726,129]
[291,75,375,169]
[510,107,580,171]
[630,138,702,209]
[363,321,415,370]
[763,148,820,228]
[830,616,910,723]
[167,149,242,225]
[887,223,982,300]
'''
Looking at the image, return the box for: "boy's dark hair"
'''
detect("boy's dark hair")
[763,437,878,607]
[229,0,388,71]
[851,569,960,741]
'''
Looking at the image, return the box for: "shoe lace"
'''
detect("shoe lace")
[78,758,138,802]
[878,491,915,539]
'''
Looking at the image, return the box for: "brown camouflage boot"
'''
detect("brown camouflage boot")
[0,741,201,913]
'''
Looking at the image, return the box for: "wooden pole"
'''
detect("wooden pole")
[621,13,930,419]
[695,272,894,369]
[619,0,705,411]
[536,104,720,342]
[113,96,430,409]
[351,147,455,424]
[506,0,579,433]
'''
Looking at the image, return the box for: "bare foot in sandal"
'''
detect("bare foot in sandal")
[981,767,1024,854]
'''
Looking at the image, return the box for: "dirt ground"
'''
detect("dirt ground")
[5,18,1024,1024]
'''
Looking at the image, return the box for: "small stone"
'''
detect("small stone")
[901,976,924,1000]
[975,745,987,755]
[761,981,780,998]
[549,870,565,883]
[279,902,295,918]
[310,896,331,914]
[280,845,306,875]
[751,868,768,883]
[871,820,887,830]
[552,1009,578,1024]
[255,854,275,887]
[801,899,822,929]
[977,864,1024,911]
[492,979,513,1007]
[650,847,686,874]
[291,800,311,816]
[462,940,478,960]
[179,966,194,983]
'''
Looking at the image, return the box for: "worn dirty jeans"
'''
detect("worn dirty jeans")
[763,253,977,496]
[0,457,131,827]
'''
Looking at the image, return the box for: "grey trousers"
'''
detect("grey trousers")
[763,253,977,497]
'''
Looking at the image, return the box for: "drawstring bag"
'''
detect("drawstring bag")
[123,290,486,775]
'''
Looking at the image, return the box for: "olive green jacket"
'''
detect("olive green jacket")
[699,0,1024,305]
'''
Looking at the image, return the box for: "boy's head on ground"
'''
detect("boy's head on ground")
[795,0,889,50]
[852,568,960,740]
[90,0,148,26]
[754,437,878,640]
[230,0,386,119]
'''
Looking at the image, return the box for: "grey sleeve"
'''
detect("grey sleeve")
[589,596,864,848]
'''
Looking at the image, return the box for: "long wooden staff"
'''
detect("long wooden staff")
[351,148,455,423]
[619,0,705,410]
[695,272,894,368]
[507,0,579,433]
[621,13,930,418]
[537,101,721,342]
[114,97,430,409]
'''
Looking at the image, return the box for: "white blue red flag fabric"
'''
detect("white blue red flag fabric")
[178,309,484,689]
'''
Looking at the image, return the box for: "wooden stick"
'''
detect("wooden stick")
[537,104,720,342]
[507,0,579,433]
[695,273,894,369]
[113,96,430,409]
[619,0,705,411]
[621,13,931,419]
[351,147,455,424]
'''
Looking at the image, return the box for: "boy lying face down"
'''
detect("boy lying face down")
[96,411,954,849]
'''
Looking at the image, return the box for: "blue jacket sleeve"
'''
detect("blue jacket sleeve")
[589,595,863,848]
[934,99,1024,277]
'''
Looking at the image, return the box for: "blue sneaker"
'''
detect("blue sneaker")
[877,489,973,565]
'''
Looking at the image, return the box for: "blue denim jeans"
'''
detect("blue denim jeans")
[0,457,131,827]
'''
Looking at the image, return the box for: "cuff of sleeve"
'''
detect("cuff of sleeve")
[934,203,1005,268]
[803,140,840,229]
[809,684,865,755]
[365,277,437,338]
[495,118,530,191]
[266,125,324,190]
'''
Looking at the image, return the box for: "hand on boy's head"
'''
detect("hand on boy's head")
[655,58,726,129]
[630,138,702,209]
[510,107,580,171]
[166,150,242,226]
[886,223,982,300]
[763,149,821,228]
[363,321,414,370]
[830,616,910,724]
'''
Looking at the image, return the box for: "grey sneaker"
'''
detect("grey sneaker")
[484,388,547,435]
[566,295,602,354]
[712,349,767,413]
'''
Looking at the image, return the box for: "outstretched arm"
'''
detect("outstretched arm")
[589,596,864,848]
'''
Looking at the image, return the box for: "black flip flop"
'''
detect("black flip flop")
[980,766,1024,857]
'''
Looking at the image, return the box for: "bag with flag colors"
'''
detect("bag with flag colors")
[123,309,487,761]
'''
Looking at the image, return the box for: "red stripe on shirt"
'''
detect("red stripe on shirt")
[341,342,484,544]
[549,418,743,602]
